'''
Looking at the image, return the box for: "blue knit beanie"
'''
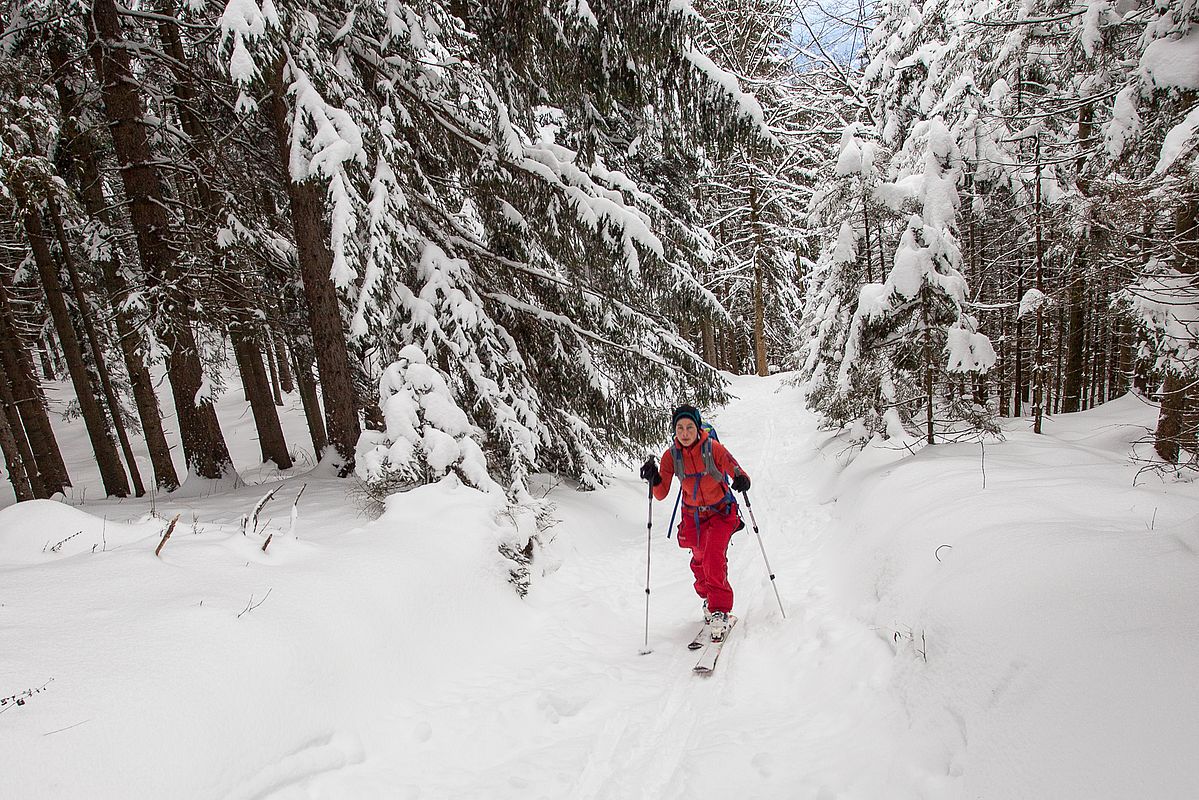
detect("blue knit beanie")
[671,405,702,429]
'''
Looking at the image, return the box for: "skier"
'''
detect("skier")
[640,405,750,641]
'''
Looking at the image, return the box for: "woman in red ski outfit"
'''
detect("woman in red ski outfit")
[640,405,750,641]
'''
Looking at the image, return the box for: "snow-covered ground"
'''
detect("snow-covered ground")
[2,374,1198,798]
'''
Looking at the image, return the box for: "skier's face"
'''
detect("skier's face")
[675,418,699,447]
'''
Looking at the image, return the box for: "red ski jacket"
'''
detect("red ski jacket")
[652,429,746,510]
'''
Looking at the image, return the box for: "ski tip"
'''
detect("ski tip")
[638,648,654,656]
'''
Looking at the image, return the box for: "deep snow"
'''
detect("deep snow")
[2,374,1198,799]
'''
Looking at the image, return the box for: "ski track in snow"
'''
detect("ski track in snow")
[391,374,937,800]
[253,374,934,798]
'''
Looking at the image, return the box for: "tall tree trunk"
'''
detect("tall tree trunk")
[273,329,295,394]
[921,287,935,445]
[232,329,293,468]
[1049,305,1059,414]
[1088,282,1103,408]
[88,0,233,479]
[103,255,181,491]
[750,185,769,377]
[1061,266,1086,413]
[0,369,36,502]
[862,196,874,284]
[0,360,43,500]
[268,61,361,470]
[264,335,284,406]
[0,280,69,494]
[49,37,180,492]
[1063,102,1093,414]
[998,308,1010,417]
[1155,191,1198,461]
[1032,137,1045,434]
[292,343,328,457]
[1014,266,1024,417]
[25,210,130,497]
[48,200,147,496]
[700,318,717,368]
[1155,371,1187,463]
[36,341,55,380]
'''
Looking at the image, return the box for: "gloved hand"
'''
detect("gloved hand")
[731,473,750,492]
[640,458,662,486]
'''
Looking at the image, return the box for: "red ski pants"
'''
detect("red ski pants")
[675,506,739,614]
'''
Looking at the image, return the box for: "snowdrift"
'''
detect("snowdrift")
[822,392,1199,799]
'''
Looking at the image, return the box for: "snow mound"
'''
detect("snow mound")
[0,500,161,565]
[823,393,1199,798]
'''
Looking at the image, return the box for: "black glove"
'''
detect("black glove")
[731,473,750,492]
[640,458,662,486]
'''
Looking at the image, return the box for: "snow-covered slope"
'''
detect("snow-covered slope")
[822,392,1199,799]
[2,375,1197,798]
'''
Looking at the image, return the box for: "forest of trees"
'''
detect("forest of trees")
[0,0,1195,504]
[799,0,1199,465]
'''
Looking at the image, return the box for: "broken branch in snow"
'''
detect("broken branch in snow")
[245,486,281,537]
[237,588,273,619]
[263,484,307,553]
[154,514,181,558]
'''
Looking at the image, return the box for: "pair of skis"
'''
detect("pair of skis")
[688,615,737,674]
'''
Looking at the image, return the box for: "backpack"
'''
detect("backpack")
[666,422,740,539]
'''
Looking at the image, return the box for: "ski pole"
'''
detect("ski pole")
[739,490,786,619]
[640,475,654,655]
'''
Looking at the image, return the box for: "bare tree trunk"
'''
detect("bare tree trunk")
[1155,190,1198,460]
[1050,304,1061,414]
[0,280,69,494]
[292,342,328,457]
[1155,371,1187,463]
[25,210,130,497]
[268,61,361,470]
[700,318,717,368]
[1032,137,1045,434]
[1061,266,1086,413]
[0,375,36,501]
[862,196,874,284]
[104,256,181,490]
[36,341,55,380]
[1177,190,1198,453]
[273,329,295,394]
[1014,265,1024,417]
[0,360,42,500]
[265,338,284,406]
[750,186,769,377]
[49,200,147,496]
[1089,281,1104,408]
[1063,101,1094,414]
[998,307,1010,417]
[232,329,293,468]
[89,0,232,479]
[922,287,935,445]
